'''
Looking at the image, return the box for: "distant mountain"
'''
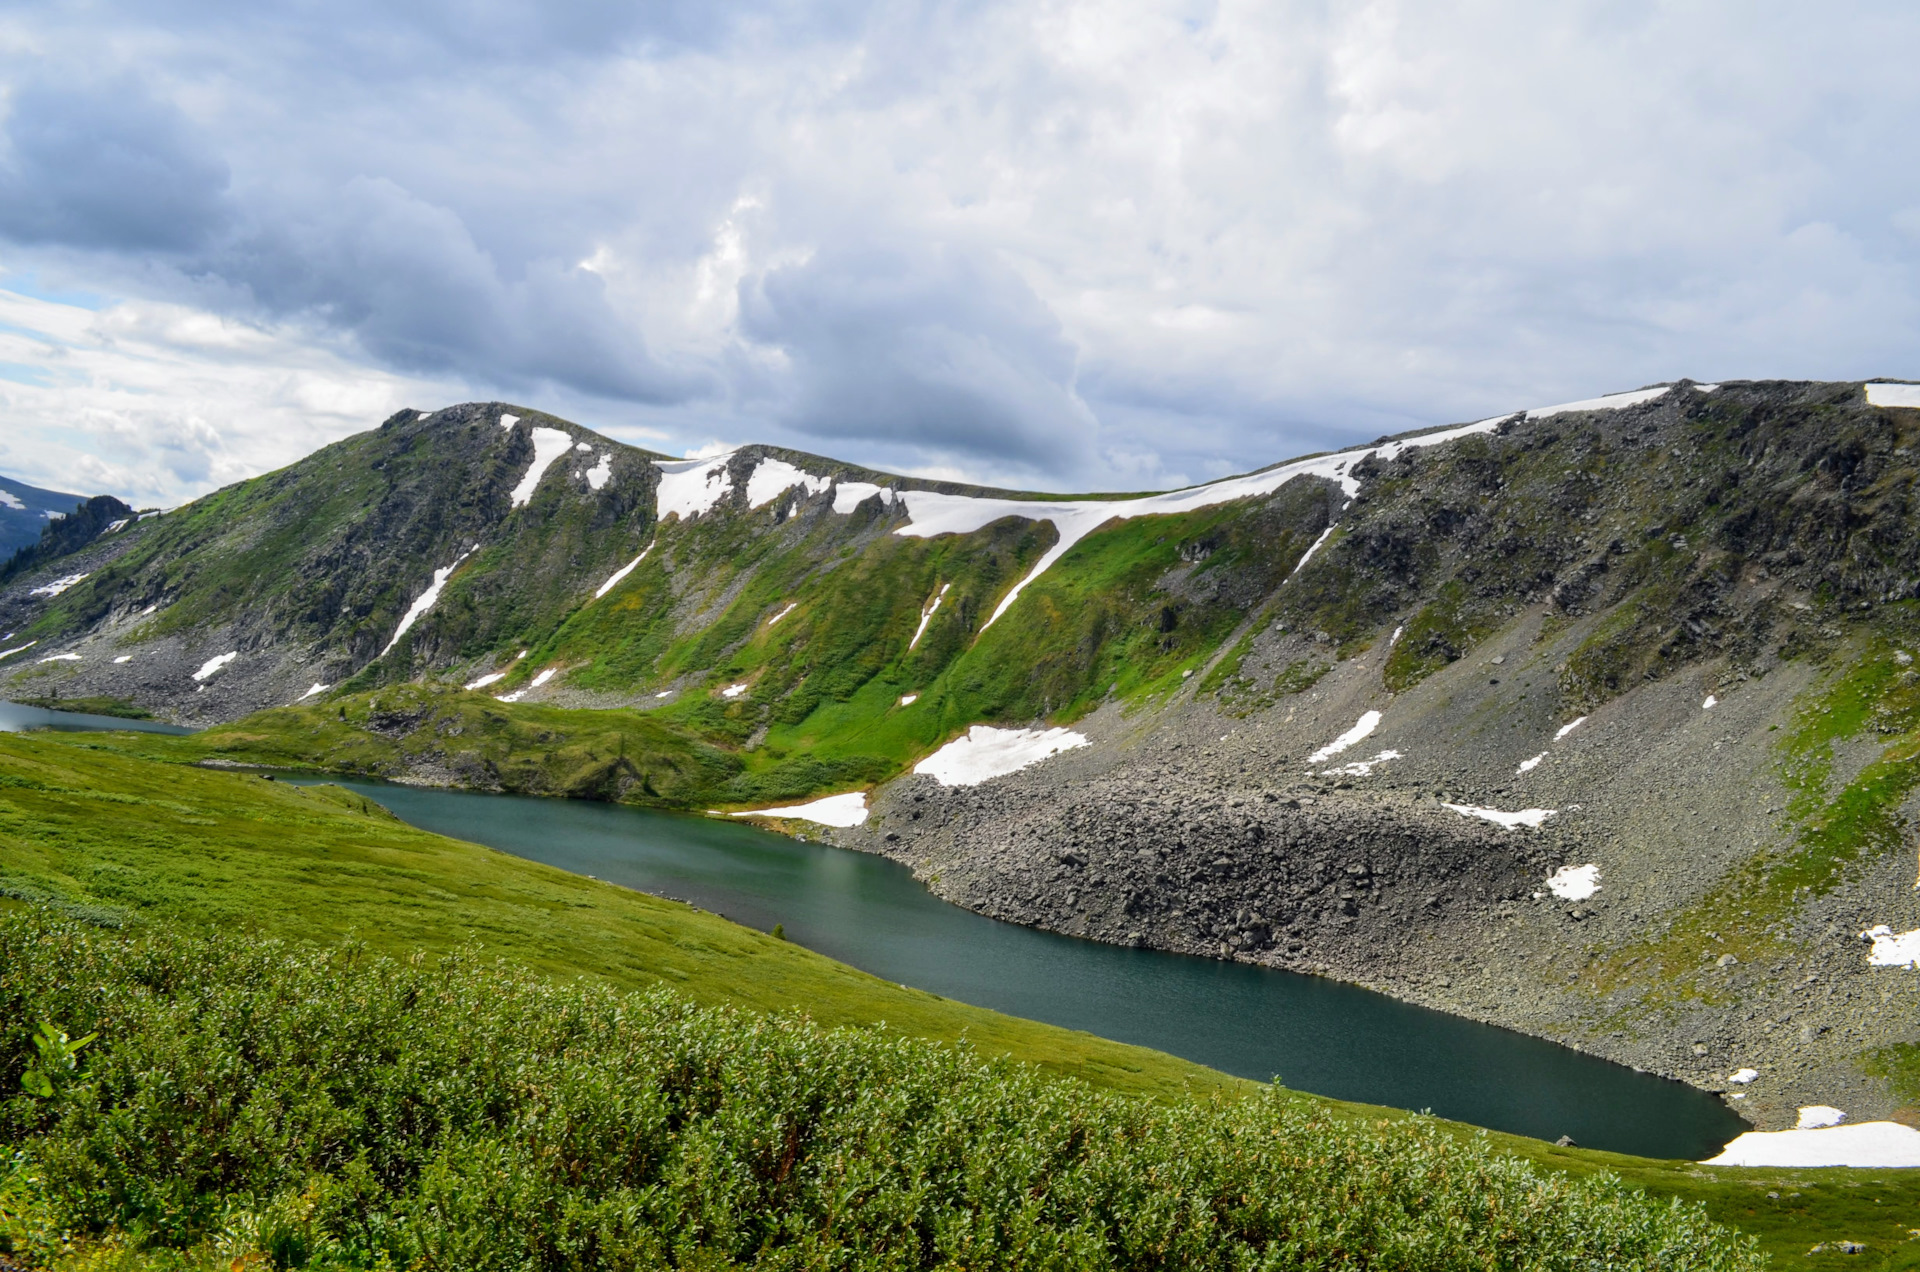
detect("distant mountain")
[3,382,1920,1130]
[0,471,89,560]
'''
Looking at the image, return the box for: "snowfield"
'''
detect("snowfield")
[832,481,895,513]
[510,427,574,508]
[1860,925,1920,967]
[584,453,612,491]
[297,683,329,701]
[1705,1120,1920,1168]
[593,542,654,600]
[0,488,22,510]
[1446,803,1557,829]
[1546,864,1601,900]
[1308,711,1381,764]
[1318,749,1400,777]
[731,791,870,827]
[655,452,738,520]
[1865,382,1920,408]
[915,725,1090,787]
[192,651,238,682]
[29,572,89,598]
[879,389,1678,630]
[381,550,473,656]
[745,458,831,509]
[909,584,950,650]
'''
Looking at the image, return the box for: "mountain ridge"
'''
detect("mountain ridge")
[4,378,1919,1134]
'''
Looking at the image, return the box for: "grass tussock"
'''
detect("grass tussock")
[0,912,1760,1272]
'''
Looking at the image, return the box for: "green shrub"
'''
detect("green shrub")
[0,911,1759,1271]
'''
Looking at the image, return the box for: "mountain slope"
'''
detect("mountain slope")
[5,380,1920,1134]
[0,470,91,561]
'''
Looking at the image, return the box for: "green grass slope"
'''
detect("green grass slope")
[0,732,1233,1103]
[5,731,1920,1267]
[1,914,1759,1272]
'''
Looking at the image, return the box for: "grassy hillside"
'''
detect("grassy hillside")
[0,731,1235,1101]
[1,914,1759,1272]
[5,731,1920,1267]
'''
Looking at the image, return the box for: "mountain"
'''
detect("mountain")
[0,470,92,560]
[3,380,1919,1133]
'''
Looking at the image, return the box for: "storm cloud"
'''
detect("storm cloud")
[2,1,1920,501]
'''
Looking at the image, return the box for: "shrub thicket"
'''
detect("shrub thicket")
[0,912,1759,1271]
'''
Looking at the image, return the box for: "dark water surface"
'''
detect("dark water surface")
[0,700,194,735]
[305,777,1747,1160]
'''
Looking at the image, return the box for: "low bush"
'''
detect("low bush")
[0,911,1758,1271]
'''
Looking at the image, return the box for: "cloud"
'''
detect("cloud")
[0,77,231,251]
[220,177,704,403]
[738,242,1096,472]
[3,0,1920,499]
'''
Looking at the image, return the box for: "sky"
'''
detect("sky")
[2,1,1919,506]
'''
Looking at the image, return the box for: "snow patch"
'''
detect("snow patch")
[1702,694,1718,709]
[593,542,654,599]
[1554,716,1587,740]
[768,602,798,626]
[1319,749,1400,777]
[495,690,525,703]
[1729,1068,1759,1085]
[915,725,1090,787]
[1704,1119,1920,1168]
[0,640,38,660]
[0,488,21,510]
[464,671,508,690]
[140,604,156,616]
[1517,752,1547,774]
[40,653,81,663]
[1866,383,1920,409]
[1860,925,1920,967]
[112,655,132,664]
[1448,803,1558,830]
[1389,625,1403,646]
[499,413,519,429]
[297,683,329,701]
[1798,1105,1846,1129]
[192,651,238,681]
[655,691,672,698]
[1545,863,1600,899]
[585,453,612,491]
[1496,386,1673,422]
[832,481,894,514]
[574,441,592,452]
[888,412,1509,631]
[29,572,89,597]
[591,541,652,603]
[899,693,919,706]
[1308,710,1381,764]
[1290,525,1336,576]
[745,458,831,509]
[732,791,869,827]
[720,682,748,698]
[529,668,557,689]
[104,519,129,533]
[656,451,737,520]
[510,427,574,508]
[381,550,473,655]
[909,584,950,650]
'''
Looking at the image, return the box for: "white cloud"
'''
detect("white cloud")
[2,1,1920,496]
